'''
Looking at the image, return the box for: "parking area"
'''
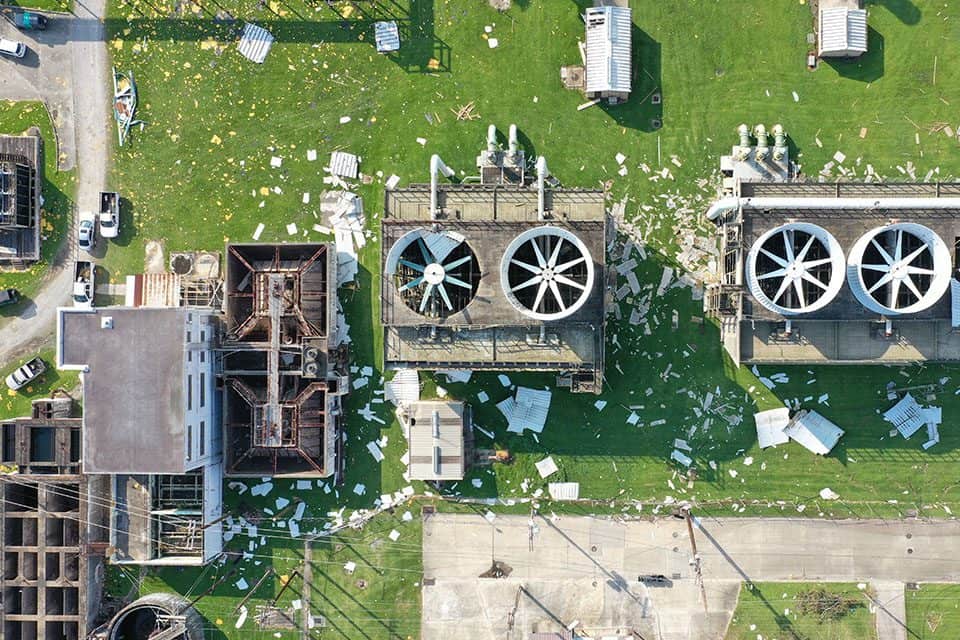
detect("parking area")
[0,9,76,169]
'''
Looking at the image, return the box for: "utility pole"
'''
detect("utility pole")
[681,504,708,612]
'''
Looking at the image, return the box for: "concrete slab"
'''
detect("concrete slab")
[872,581,907,640]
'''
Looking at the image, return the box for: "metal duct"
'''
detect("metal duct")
[429,154,453,220]
[706,196,960,222]
[486,124,497,152]
[536,156,549,220]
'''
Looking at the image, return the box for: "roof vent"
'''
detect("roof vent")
[101,316,114,329]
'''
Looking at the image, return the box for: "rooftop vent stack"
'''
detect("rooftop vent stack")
[754,124,769,162]
[772,124,788,161]
[433,446,441,475]
[487,124,498,152]
[508,124,519,159]
[432,411,440,438]
[536,156,549,220]
[736,124,751,161]
[430,155,453,220]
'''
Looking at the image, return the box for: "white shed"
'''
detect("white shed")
[818,7,868,58]
[584,4,632,103]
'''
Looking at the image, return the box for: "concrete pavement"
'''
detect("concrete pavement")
[871,582,908,640]
[422,513,960,639]
[0,0,110,365]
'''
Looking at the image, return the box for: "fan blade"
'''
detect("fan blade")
[871,238,894,265]
[902,274,923,301]
[759,247,789,268]
[802,257,833,268]
[417,237,435,264]
[442,255,472,270]
[555,274,586,290]
[889,277,903,309]
[867,271,894,294]
[419,283,435,312]
[901,242,930,267]
[860,263,890,273]
[894,229,903,262]
[398,276,424,292]
[511,259,541,275]
[437,283,453,310]
[548,237,565,267]
[555,256,586,273]
[530,238,547,268]
[800,271,828,291]
[512,275,542,292]
[532,280,549,312]
[796,234,816,262]
[444,274,472,290]
[399,259,425,272]
[772,275,793,304]
[906,266,936,275]
[782,230,795,262]
[757,267,787,281]
[792,279,806,308]
[549,280,567,311]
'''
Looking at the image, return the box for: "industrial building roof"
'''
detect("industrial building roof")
[58,307,190,474]
[405,401,468,481]
[0,134,41,262]
[584,4,632,95]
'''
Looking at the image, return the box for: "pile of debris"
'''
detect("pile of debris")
[497,386,552,435]
[319,190,365,286]
[884,393,942,450]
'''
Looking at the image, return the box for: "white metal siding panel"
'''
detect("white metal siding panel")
[819,8,867,57]
[238,23,274,64]
[952,279,960,327]
[585,6,632,94]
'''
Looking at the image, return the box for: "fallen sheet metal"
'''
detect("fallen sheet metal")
[548,482,579,501]
[238,23,274,64]
[754,407,791,449]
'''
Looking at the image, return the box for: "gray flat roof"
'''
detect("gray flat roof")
[59,307,187,474]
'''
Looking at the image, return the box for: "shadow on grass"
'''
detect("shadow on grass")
[104,0,451,72]
[823,27,884,83]
[112,197,137,249]
[865,0,921,25]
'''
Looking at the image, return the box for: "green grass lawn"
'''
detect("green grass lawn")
[0,346,80,418]
[905,584,960,638]
[7,0,72,12]
[0,101,76,330]
[95,0,960,635]
[726,582,876,640]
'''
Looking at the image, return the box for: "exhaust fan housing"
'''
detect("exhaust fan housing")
[385,229,480,318]
[847,222,951,316]
[745,222,845,315]
[500,226,595,321]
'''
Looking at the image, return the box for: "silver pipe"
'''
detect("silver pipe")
[430,154,452,220]
[486,124,497,152]
[536,156,549,220]
[706,195,960,221]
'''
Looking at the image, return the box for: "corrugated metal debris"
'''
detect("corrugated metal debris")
[238,23,274,64]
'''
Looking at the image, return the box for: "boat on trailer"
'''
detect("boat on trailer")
[113,67,144,146]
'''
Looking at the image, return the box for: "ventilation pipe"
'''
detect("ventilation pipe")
[754,124,769,162]
[486,124,498,152]
[884,319,894,337]
[508,124,519,159]
[783,319,793,336]
[707,195,960,222]
[536,156,549,220]
[735,124,751,161]
[772,124,788,161]
[430,154,453,220]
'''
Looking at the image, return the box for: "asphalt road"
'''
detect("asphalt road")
[0,1,109,366]
[422,513,956,639]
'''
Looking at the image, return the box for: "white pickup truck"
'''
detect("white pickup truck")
[5,357,46,391]
[73,260,95,308]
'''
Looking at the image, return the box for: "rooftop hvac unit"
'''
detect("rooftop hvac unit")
[745,222,845,315]
[847,223,952,316]
[500,226,595,321]
[385,228,480,318]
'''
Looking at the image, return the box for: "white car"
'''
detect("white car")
[0,39,26,59]
[78,218,96,251]
[5,357,46,391]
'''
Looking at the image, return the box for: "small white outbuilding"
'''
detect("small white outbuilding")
[818,6,868,58]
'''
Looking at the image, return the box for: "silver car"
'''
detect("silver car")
[78,219,96,251]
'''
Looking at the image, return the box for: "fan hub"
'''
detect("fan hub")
[423,263,446,285]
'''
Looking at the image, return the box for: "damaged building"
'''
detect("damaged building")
[0,395,103,640]
[705,181,960,365]
[222,243,347,477]
[0,133,42,264]
[57,307,223,565]
[382,125,608,393]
